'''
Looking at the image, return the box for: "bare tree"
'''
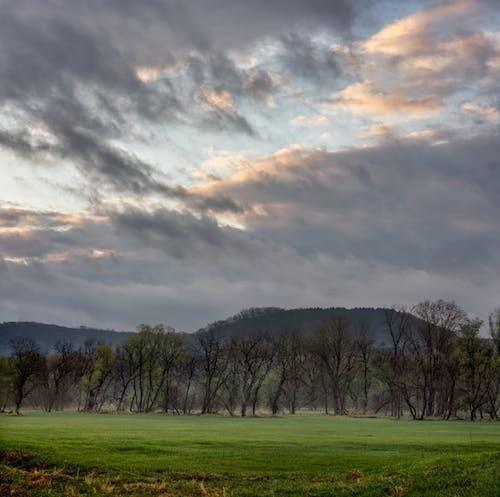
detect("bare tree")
[355,320,375,414]
[44,340,78,412]
[231,333,274,416]
[486,309,500,418]
[408,300,467,419]
[302,345,323,411]
[220,342,241,416]
[383,306,412,418]
[0,356,13,411]
[113,345,132,411]
[312,316,358,415]
[198,329,230,414]
[282,333,306,414]
[159,333,185,414]
[10,337,45,414]
[178,352,198,415]
[457,319,493,420]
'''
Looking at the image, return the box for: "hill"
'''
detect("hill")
[0,322,133,355]
[198,307,400,344]
[0,307,406,355]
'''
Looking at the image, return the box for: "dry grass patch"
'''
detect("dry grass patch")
[392,485,408,496]
[346,469,364,483]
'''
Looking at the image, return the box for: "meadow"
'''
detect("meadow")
[1,412,499,496]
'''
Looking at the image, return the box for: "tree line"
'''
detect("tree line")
[1,300,499,421]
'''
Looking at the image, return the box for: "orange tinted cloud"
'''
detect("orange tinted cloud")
[462,102,500,122]
[332,81,441,116]
[334,0,498,118]
[194,85,235,111]
[364,0,475,57]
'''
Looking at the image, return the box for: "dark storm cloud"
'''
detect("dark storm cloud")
[109,206,264,261]
[202,133,500,276]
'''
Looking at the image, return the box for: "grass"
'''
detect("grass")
[1,412,499,496]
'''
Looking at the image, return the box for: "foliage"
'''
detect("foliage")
[1,301,499,420]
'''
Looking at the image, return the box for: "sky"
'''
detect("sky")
[0,0,499,331]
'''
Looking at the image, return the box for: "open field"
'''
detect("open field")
[1,413,499,497]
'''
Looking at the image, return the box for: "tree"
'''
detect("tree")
[311,316,358,415]
[302,345,323,411]
[0,356,14,411]
[126,324,184,413]
[355,321,375,414]
[268,333,304,415]
[113,345,133,411]
[81,342,116,411]
[198,329,230,414]
[408,300,467,419]
[486,309,500,418]
[44,340,79,412]
[457,319,493,420]
[489,309,500,351]
[232,333,274,416]
[383,306,411,418]
[159,332,185,413]
[10,337,45,414]
[282,333,306,414]
[178,352,198,414]
[220,342,241,416]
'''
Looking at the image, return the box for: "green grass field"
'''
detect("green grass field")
[1,413,499,496]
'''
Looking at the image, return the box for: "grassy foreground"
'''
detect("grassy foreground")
[0,412,499,496]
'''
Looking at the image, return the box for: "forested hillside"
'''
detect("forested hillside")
[0,307,409,355]
[200,307,405,344]
[0,322,133,355]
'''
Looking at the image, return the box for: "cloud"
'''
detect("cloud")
[461,101,500,123]
[0,206,87,230]
[193,84,256,136]
[195,86,236,112]
[244,69,275,104]
[331,80,442,116]
[279,33,343,83]
[291,115,330,127]
[109,206,258,260]
[363,0,475,57]
[331,0,500,117]
[197,133,500,276]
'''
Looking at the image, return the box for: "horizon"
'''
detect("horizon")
[0,304,397,333]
